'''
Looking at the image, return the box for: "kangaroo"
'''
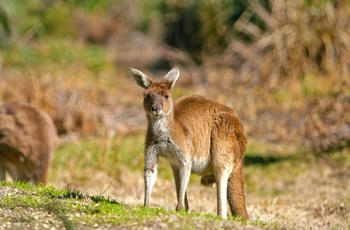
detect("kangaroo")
[129,67,249,220]
[0,101,58,184]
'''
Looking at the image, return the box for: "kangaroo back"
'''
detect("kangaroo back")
[0,101,58,184]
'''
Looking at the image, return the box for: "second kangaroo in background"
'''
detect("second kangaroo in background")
[0,101,58,184]
[129,67,249,220]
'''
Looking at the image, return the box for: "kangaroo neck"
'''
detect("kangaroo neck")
[148,111,174,142]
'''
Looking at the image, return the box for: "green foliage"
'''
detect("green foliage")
[1,36,111,73]
[136,0,164,32]
[65,0,115,12]
[41,4,76,37]
[2,0,349,82]
[0,3,11,41]
[1,0,46,38]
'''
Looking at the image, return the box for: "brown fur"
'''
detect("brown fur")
[0,101,58,184]
[129,67,248,220]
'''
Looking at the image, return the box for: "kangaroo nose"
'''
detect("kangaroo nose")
[152,105,162,116]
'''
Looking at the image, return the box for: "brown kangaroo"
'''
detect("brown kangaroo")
[129,67,249,220]
[0,101,58,184]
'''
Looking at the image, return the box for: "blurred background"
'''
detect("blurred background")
[0,0,349,221]
[1,0,348,152]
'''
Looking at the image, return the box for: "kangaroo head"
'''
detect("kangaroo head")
[129,67,180,119]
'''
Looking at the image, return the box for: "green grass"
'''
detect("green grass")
[51,134,176,184]
[0,181,251,229]
[51,134,311,194]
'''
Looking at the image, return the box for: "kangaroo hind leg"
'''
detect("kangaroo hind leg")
[211,145,232,220]
[214,168,231,220]
[171,164,189,211]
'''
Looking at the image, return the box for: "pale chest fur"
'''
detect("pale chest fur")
[149,117,180,165]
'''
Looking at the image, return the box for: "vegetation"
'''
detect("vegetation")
[1,0,348,152]
[0,0,349,229]
[1,138,349,229]
[0,181,246,229]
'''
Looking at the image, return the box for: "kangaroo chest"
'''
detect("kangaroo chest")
[149,118,182,165]
[153,139,181,165]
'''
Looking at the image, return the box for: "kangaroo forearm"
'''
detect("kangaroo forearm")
[144,163,158,207]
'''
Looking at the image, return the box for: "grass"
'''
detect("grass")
[52,134,140,183]
[53,133,309,193]
[1,135,349,229]
[0,181,250,229]
[57,136,292,206]
[52,133,349,196]
[51,133,178,185]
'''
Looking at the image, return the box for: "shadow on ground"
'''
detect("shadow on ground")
[244,154,294,166]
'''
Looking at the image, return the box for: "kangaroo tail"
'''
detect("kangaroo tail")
[227,161,249,220]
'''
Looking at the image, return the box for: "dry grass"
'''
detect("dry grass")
[224,0,350,86]
[0,60,144,136]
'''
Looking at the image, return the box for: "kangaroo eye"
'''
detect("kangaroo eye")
[164,95,170,99]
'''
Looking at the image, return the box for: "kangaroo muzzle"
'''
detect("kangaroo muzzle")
[151,95,163,117]
[152,105,162,116]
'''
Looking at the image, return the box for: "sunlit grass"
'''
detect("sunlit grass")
[50,133,312,198]
[51,135,125,183]
[244,140,309,196]
[2,136,349,229]
[50,133,176,186]
[0,181,252,229]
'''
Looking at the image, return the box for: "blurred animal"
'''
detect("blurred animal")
[0,101,58,184]
[129,67,249,220]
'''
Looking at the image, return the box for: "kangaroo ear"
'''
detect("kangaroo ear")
[163,66,180,89]
[129,68,153,89]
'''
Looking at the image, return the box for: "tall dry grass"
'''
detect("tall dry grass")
[218,0,350,152]
[0,66,145,137]
[223,0,350,87]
